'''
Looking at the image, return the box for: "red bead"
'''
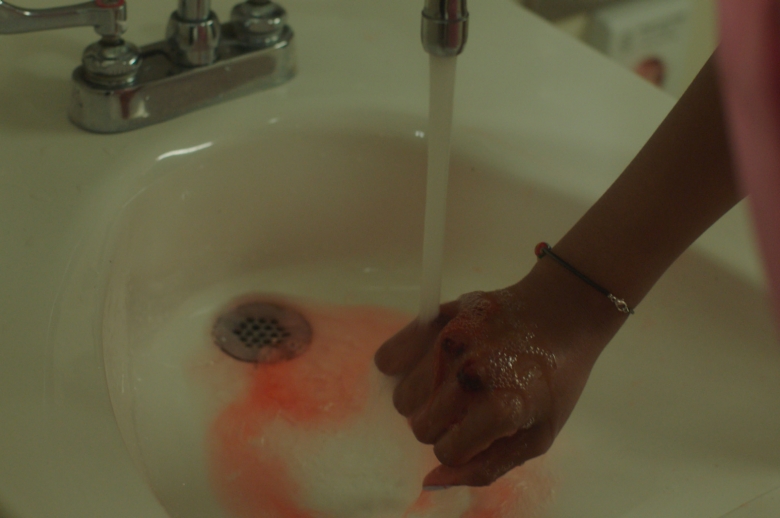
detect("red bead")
[95,0,125,7]
[534,242,550,258]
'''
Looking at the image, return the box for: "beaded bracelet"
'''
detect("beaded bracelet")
[535,242,635,315]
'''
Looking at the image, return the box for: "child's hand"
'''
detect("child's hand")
[375,261,626,488]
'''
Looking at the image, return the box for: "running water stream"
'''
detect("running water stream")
[418,55,458,323]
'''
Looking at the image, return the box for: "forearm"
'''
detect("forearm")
[376,57,743,489]
[550,54,741,313]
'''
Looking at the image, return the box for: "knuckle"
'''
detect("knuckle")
[535,431,556,456]
[527,439,552,459]
[392,386,413,416]
[518,426,555,460]
[410,416,437,444]
[372,348,391,372]
[435,300,461,323]
[433,445,454,466]
[374,347,403,375]
[433,441,463,467]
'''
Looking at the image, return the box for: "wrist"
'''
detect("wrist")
[508,255,629,360]
[534,242,635,315]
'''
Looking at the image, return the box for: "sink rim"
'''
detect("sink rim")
[1,0,773,516]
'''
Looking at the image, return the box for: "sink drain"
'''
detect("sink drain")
[212,300,312,363]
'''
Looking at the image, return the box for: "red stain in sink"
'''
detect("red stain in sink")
[209,449,312,518]
[206,296,554,518]
[402,491,435,517]
[462,466,554,518]
[209,300,406,518]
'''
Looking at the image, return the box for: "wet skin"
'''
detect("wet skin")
[375,258,628,488]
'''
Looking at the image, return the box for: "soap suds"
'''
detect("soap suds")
[201,295,553,517]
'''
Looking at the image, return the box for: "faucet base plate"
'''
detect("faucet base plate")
[68,24,295,133]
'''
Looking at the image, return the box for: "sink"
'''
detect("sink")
[93,114,587,517]
[2,0,779,516]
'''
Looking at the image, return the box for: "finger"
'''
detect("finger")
[374,319,435,376]
[432,391,526,467]
[434,299,461,321]
[410,376,470,444]
[422,424,555,488]
[392,349,436,416]
[374,301,460,376]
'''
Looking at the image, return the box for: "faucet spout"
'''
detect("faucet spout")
[178,0,210,22]
[0,0,126,37]
[421,0,468,56]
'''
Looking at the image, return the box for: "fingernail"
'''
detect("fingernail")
[423,485,451,492]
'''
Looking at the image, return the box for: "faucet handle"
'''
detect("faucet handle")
[0,0,127,37]
[81,36,141,87]
[230,0,289,49]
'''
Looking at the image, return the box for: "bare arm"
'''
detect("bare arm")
[375,53,742,488]
[554,53,740,316]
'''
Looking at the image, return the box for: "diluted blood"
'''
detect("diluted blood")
[206,296,553,518]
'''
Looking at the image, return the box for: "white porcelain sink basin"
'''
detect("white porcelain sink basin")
[2,0,779,517]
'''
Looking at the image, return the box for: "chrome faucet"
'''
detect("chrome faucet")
[0,0,295,133]
[421,0,469,56]
[0,0,126,36]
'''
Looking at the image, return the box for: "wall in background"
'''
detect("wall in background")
[683,0,717,91]
[544,0,717,97]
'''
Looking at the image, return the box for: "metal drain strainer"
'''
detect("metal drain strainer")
[212,301,312,363]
